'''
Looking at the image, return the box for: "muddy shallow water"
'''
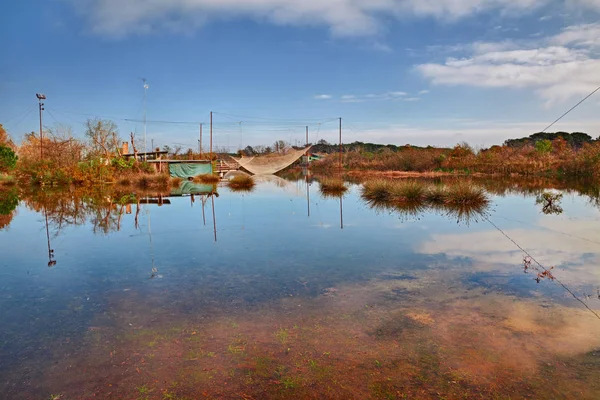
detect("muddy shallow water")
[1,177,599,399]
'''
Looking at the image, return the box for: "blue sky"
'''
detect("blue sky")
[2,0,600,151]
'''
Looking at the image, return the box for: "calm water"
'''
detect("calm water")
[1,177,600,399]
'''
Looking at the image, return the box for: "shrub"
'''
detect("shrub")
[0,145,17,172]
[535,140,553,154]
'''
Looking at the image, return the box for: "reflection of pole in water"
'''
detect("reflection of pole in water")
[211,193,217,242]
[340,195,344,230]
[147,198,156,271]
[44,207,56,267]
[307,179,311,218]
[201,195,206,225]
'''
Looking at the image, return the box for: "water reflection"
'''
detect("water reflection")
[2,177,600,399]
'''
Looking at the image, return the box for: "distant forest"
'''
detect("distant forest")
[308,132,598,154]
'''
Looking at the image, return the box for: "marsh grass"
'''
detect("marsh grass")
[228,175,255,190]
[319,178,348,196]
[445,183,489,207]
[135,174,171,189]
[362,179,490,222]
[194,174,220,184]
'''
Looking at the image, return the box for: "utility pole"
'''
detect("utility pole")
[151,138,154,152]
[339,117,343,174]
[210,112,213,157]
[305,125,309,167]
[199,123,203,158]
[36,93,46,159]
[306,126,309,147]
[143,78,149,161]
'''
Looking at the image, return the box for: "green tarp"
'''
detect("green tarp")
[170,181,215,196]
[169,163,212,178]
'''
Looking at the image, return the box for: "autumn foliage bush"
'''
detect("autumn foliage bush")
[313,138,600,179]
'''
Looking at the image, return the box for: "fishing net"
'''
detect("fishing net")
[232,146,311,175]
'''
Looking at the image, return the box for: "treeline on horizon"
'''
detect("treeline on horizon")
[302,131,598,155]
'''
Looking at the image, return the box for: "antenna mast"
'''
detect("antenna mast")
[142,78,149,161]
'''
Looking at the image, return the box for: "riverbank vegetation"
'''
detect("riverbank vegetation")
[311,132,600,179]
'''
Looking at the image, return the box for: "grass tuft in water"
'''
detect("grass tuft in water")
[228,175,255,190]
[319,178,348,195]
[362,179,489,208]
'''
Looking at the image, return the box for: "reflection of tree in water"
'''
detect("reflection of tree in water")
[21,189,166,236]
[0,188,18,230]
[535,192,564,215]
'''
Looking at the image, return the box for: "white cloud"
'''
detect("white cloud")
[338,91,409,103]
[68,0,558,37]
[314,94,332,100]
[417,24,600,104]
[418,90,430,95]
[552,23,600,48]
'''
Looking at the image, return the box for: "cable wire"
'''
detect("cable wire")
[541,85,600,133]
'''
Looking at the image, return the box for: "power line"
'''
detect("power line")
[541,84,600,133]
[213,111,337,123]
[486,216,600,321]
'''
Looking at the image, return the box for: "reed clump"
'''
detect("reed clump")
[135,174,171,189]
[362,179,489,207]
[228,175,255,190]
[194,174,220,184]
[319,178,348,195]
[445,183,489,207]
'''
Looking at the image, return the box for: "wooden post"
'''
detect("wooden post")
[210,112,213,159]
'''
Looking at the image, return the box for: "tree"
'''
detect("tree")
[273,140,288,153]
[535,139,553,154]
[0,145,17,172]
[0,124,15,149]
[242,145,255,156]
[85,118,121,159]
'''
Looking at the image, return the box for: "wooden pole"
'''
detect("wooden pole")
[210,112,213,158]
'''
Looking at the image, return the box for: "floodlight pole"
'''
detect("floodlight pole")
[37,95,45,159]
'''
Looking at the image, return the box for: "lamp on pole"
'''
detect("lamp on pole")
[36,93,46,159]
